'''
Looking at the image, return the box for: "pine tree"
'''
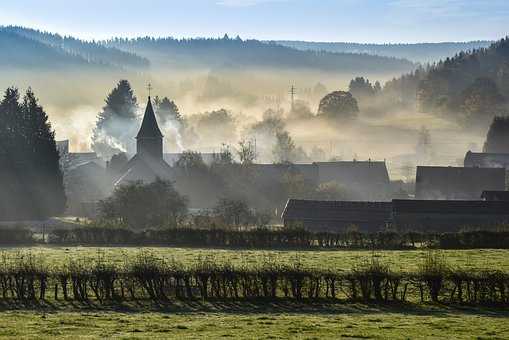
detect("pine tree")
[155,96,181,124]
[22,88,66,218]
[91,80,138,159]
[483,116,509,153]
[0,88,25,219]
[0,87,65,220]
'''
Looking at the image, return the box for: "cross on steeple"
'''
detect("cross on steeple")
[147,82,153,97]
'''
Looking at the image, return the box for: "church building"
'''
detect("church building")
[114,97,173,186]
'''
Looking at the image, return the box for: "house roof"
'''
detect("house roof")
[136,97,163,139]
[464,151,509,167]
[314,161,390,184]
[481,191,509,201]
[417,166,505,175]
[392,199,509,215]
[415,166,505,199]
[114,154,173,187]
[282,199,392,223]
[68,160,105,173]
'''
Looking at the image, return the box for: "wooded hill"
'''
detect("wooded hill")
[276,40,493,63]
[0,26,148,70]
[382,37,509,122]
[105,35,415,73]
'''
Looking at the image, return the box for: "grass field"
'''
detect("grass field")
[1,246,508,272]
[0,246,508,339]
[0,303,508,339]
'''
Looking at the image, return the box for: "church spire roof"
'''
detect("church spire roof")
[136,96,163,139]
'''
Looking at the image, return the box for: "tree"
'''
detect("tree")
[0,87,25,220]
[317,91,359,120]
[195,108,237,143]
[154,96,181,124]
[349,77,375,99]
[273,131,296,164]
[98,179,188,228]
[212,144,235,166]
[288,100,314,120]
[91,80,138,159]
[22,88,66,218]
[250,108,285,136]
[483,116,509,153]
[175,150,207,171]
[213,198,253,227]
[0,87,66,220]
[461,77,506,121]
[237,140,257,165]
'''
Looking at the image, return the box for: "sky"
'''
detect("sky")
[0,0,508,43]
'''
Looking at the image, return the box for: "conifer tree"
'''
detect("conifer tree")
[91,80,138,159]
[483,116,509,153]
[22,88,66,218]
[0,88,25,219]
[0,87,66,220]
[155,96,181,124]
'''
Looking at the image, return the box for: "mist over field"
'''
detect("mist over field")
[0,26,496,181]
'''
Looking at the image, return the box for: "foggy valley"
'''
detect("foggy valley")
[1,1,509,338]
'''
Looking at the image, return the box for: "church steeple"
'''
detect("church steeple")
[136,97,163,160]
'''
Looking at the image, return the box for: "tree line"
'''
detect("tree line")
[0,225,499,249]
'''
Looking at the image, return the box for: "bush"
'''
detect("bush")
[98,179,188,229]
[0,227,34,244]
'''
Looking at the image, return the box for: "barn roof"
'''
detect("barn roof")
[415,166,505,200]
[392,199,509,215]
[314,160,390,184]
[464,151,509,167]
[481,191,509,201]
[282,199,392,223]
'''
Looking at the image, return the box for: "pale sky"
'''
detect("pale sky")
[0,0,508,43]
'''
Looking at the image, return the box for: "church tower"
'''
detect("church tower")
[136,97,163,160]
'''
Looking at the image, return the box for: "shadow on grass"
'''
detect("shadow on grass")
[0,299,507,319]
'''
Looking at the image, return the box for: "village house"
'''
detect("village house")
[282,199,392,232]
[59,98,392,214]
[314,160,391,201]
[392,199,509,232]
[415,166,505,200]
[481,190,509,201]
[282,198,509,233]
[464,151,509,168]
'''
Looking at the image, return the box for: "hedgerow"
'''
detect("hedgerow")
[0,251,507,305]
